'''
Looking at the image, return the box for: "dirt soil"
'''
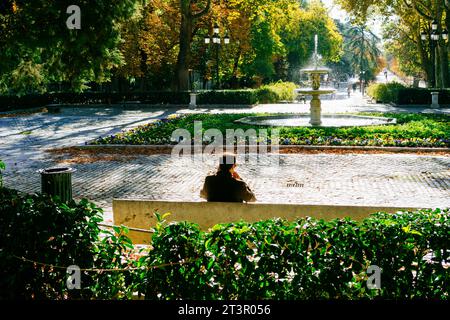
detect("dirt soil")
[47,146,449,164]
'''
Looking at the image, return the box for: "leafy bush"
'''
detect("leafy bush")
[367,82,406,103]
[0,188,134,300]
[257,82,297,103]
[136,209,450,300]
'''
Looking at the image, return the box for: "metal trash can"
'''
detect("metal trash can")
[38,167,76,203]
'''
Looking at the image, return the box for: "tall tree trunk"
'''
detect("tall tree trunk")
[174,0,211,92]
[417,30,433,87]
[175,1,192,91]
[231,48,241,89]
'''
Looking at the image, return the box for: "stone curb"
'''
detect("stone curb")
[71,144,450,153]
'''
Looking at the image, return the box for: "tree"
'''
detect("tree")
[281,1,343,82]
[0,0,139,94]
[336,0,450,88]
[174,0,211,91]
[116,0,180,90]
[345,22,381,86]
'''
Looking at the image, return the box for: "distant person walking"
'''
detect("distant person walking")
[383,68,388,82]
[200,153,256,203]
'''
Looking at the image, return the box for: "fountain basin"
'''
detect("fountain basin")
[295,88,336,95]
[235,114,397,128]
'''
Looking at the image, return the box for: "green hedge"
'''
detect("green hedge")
[197,90,259,105]
[0,187,134,300]
[0,92,191,112]
[2,184,448,299]
[136,209,450,299]
[396,88,450,105]
[367,83,450,105]
[0,83,298,111]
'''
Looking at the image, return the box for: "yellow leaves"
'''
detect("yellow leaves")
[402,224,423,236]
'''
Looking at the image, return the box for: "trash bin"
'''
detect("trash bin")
[38,167,75,203]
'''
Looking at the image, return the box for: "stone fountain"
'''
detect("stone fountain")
[296,34,335,126]
[235,35,396,128]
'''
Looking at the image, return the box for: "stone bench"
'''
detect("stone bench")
[113,199,419,244]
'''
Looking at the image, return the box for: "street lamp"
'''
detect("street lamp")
[204,23,230,89]
[420,21,449,88]
[360,71,366,95]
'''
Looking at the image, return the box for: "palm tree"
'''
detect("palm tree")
[344,22,381,91]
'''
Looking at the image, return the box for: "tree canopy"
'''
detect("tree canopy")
[0,0,356,94]
[0,0,140,94]
[336,0,450,87]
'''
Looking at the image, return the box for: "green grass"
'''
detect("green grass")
[90,113,450,148]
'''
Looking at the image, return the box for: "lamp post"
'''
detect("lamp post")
[421,20,449,88]
[360,71,366,96]
[204,23,230,89]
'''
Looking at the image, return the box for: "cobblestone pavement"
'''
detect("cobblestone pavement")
[1,94,449,222]
[3,153,450,222]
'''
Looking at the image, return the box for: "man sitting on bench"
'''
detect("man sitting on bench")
[200,153,257,203]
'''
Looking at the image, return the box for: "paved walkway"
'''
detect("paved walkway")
[1,94,449,222]
[3,153,449,223]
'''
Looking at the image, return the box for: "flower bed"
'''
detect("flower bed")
[89,113,450,148]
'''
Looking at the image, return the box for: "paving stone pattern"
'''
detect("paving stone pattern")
[1,95,449,222]
[3,153,449,222]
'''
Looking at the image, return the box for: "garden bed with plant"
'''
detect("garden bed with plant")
[0,184,449,300]
[89,113,450,148]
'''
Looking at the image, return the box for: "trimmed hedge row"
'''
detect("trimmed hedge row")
[397,88,450,105]
[0,92,191,112]
[367,82,450,105]
[1,184,449,299]
[0,186,140,300]
[197,90,259,105]
[0,82,298,111]
[138,209,450,299]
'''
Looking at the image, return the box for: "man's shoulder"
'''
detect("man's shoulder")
[205,174,219,182]
[204,174,224,185]
[233,179,250,189]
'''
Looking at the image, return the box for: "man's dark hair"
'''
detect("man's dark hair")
[218,153,236,173]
